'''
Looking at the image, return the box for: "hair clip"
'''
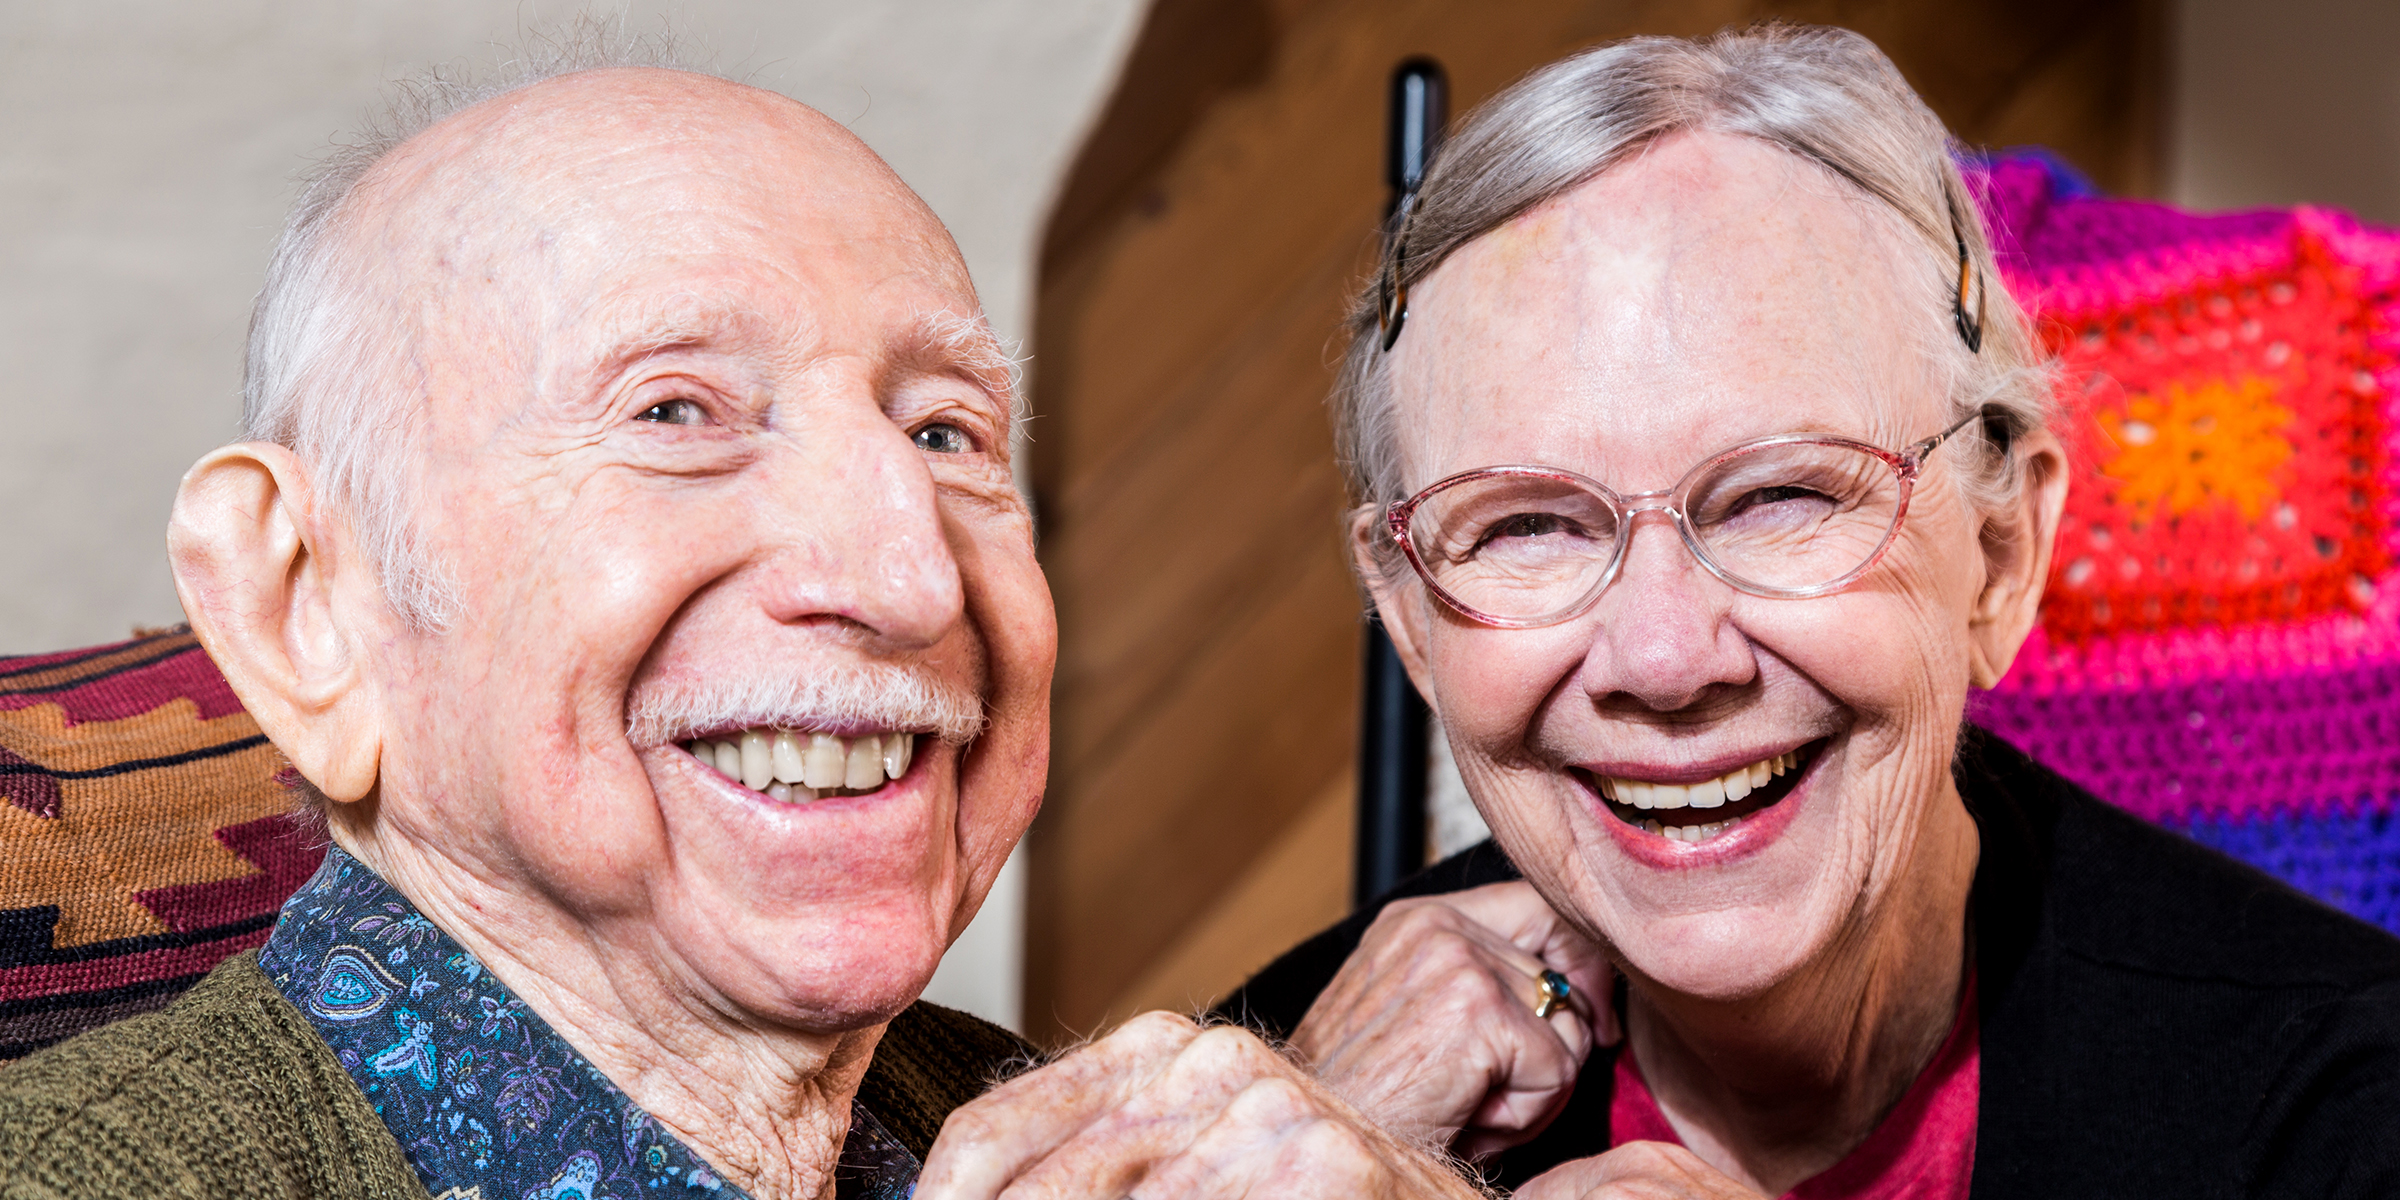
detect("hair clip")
[1952,221,1985,355]
[1377,195,1416,352]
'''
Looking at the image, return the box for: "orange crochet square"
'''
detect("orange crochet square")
[2040,235,2392,640]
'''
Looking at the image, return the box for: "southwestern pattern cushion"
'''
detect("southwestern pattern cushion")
[0,629,320,1061]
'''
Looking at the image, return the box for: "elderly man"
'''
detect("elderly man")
[0,49,1479,1200]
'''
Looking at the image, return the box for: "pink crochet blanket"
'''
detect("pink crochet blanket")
[1967,152,2400,931]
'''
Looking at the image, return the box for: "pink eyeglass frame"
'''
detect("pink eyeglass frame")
[1384,412,1983,629]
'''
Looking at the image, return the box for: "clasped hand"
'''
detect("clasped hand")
[915,881,1765,1198]
[1287,882,1766,1200]
[915,1011,1484,1199]
[1291,881,1616,1158]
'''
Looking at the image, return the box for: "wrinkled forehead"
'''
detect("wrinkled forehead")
[1388,131,1946,489]
[332,70,981,401]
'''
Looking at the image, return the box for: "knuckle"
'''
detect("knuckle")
[1113,1009,1201,1052]
[1619,1140,1674,1166]
[1287,1116,1379,1172]
[938,1101,1005,1144]
[1188,1023,1278,1071]
[1242,1072,1316,1118]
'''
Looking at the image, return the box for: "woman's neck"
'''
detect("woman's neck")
[1623,789,1980,1195]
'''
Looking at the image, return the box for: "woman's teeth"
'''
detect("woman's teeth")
[683,729,915,803]
[1597,751,1799,811]
[1634,816,1747,843]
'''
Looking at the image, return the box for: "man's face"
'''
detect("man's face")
[347,71,1052,1030]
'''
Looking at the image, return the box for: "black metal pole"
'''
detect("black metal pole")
[1354,57,1447,909]
[1356,621,1430,907]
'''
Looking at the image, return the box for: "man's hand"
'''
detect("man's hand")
[1515,1142,1769,1200]
[915,1011,1484,1199]
[1288,881,1616,1158]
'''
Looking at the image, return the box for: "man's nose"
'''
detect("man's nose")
[753,410,965,650]
[1576,513,1756,712]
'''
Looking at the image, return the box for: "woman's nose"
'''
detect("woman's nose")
[1577,514,1756,712]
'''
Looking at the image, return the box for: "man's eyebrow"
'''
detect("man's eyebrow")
[894,310,1021,413]
[588,298,803,379]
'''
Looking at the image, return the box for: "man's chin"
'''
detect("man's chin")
[668,909,954,1033]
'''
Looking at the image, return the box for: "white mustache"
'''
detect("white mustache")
[625,663,987,749]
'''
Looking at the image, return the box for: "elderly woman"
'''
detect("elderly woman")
[1227,24,2400,1200]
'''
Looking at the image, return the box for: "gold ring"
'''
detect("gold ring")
[1533,969,1572,1019]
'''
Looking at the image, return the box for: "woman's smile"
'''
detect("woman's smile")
[1578,737,1829,866]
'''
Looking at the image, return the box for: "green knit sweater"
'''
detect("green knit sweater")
[0,952,1033,1199]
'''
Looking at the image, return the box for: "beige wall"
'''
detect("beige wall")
[2171,0,2400,223]
[0,0,1145,1031]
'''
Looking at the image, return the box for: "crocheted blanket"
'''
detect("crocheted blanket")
[0,630,321,1061]
[1969,152,2400,932]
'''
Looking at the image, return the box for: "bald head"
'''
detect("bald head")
[243,64,1001,631]
[344,68,959,309]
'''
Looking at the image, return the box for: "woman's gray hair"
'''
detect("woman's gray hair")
[240,21,714,632]
[1334,23,2050,577]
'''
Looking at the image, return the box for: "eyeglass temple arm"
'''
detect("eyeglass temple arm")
[1902,408,1992,477]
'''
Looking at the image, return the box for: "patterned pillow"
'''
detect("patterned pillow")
[0,629,321,1062]
[1969,152,2400,931]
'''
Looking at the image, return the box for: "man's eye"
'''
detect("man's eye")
[635,399,709,426]
[913,423,973,454]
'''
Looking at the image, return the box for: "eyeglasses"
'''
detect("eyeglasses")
[1385,412,1982,629]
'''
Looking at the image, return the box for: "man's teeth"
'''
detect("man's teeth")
[1598,751,1800,811]
[683,729,917,803]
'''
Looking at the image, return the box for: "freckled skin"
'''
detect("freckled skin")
[244,70,1053,1196]
[1365,131,2061,1192]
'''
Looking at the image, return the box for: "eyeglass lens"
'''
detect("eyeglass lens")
[1406,440,1906,622]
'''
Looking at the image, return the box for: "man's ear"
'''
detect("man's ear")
[168,443,384,802]
[1966,427,2070,688]
[1349,505,1438,703]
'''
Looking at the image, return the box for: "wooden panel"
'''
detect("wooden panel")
[1114,771,1355,1019]
[1027,0,2162,1044]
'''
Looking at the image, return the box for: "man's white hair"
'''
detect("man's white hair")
[1335,22,2052,581]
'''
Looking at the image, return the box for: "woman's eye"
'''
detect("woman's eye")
[1482,513,1569,544]
[634,399,710,427]
[1724,485,1833,517]
[913,422,973,454]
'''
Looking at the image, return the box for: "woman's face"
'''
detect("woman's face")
[1374,131,2048,999]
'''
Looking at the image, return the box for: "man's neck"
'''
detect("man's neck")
[332,821,879,1200]
[1623,788,1980,1196]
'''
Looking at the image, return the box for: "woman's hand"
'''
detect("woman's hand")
[1516,1142,1770,1199]
[914,1011,1484,1200]
[1288,881,1617,1158]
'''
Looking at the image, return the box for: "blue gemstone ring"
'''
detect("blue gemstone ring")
[1534,969,1572,1019]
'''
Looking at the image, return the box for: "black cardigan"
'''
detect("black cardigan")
[1218,728,2400,1197]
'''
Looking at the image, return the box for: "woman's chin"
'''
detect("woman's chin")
[1608,906,1834,1002]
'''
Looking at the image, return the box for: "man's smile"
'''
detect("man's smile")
[685,727,918,803]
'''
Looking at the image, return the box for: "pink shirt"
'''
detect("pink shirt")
[1607,988,1980,1200]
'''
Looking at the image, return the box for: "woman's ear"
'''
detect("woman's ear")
[167,443,384,803]
[1966,427,2071,688]
[1350,504,1438,702]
